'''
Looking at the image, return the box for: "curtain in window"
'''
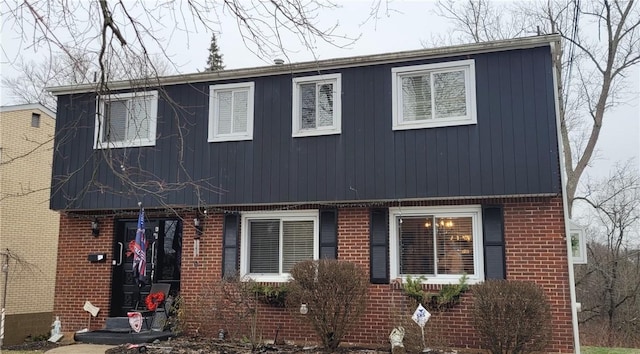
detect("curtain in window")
[249,220,279,273]
[282,220,314,272]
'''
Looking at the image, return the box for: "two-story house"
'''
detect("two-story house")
[48,34,577,352]
[0,104,59,346]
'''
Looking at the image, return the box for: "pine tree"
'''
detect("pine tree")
[205,33,224,71]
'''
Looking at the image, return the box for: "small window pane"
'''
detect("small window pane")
[249,220,280,273]
[282,220,314,272]
[232,90,248,133]
[128,97,151,140]
[31,113,41,128]
[104,100,127,142]
[300,83,316,129]
[217,91,233,134]
[436,216,474,275]
[433,70,466,118]
[317,83,334,127]
[401,75,431,121]
[399,216,435,275]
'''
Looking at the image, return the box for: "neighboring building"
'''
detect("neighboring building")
[0,104,59,346]
[48,34,578,352]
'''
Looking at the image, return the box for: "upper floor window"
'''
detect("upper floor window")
[389,206,484,284]
[292,73,341,137]
[95,91,158,149]
[392,60,476,130]
[209,82,254,142]
[240,210,319,282]
[31,113,41,128]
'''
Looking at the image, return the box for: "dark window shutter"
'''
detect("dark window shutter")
[319,209,337,259]
[370,208,389,284]
[222,213,240,278]
[482,206,506,279]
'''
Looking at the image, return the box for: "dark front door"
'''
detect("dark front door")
[111,218,182,317]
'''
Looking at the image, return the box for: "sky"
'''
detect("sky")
[1,0,638,185]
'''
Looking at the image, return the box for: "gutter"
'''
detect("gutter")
[550,38,582,354]
[48,34,561,96]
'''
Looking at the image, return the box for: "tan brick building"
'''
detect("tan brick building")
[0,104,59,346]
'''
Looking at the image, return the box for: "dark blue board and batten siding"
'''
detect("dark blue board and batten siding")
[50,46,561,211]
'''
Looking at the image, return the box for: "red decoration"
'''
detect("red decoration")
[145,291,165,311]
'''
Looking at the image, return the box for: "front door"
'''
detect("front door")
[110,218,182,317]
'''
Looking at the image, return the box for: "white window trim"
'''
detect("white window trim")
[240,210,320,282]
[391,59,477,131]
[569,223,587,264]
[292,73,342,137]
[389,205,484,285]
[94,90,158,149]
[208,82,255,142]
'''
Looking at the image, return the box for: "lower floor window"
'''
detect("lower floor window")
[241,210,319,282]
[389,206,484,284]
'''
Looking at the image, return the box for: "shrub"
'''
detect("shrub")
[472,280,552,354]
[191,276,261,347]
[251,283,289,307]
[286,259,368,351]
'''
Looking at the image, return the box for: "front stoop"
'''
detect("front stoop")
[73,316,174,345]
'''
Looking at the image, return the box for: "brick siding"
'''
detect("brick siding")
[53,197,574,352]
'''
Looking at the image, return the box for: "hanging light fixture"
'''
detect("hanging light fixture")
[91,218,100,237]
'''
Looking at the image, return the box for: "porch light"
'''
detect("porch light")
[299,303,309,315]
[91,218,100,237]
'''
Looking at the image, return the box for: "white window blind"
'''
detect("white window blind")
[96,91,158,149]
[292,74,341,137]
[282,220,314,272]
[249,220,280,273]
[392,60,476,130]
[209,83,254,142]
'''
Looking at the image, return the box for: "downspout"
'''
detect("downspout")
[550,38,581,354]
[1,249,9,348]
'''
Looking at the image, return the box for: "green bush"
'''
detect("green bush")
[472,280,552,354]
[251,283,288,307]
[286,259,368,351]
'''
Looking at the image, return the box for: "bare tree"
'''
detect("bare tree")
[1,0,359,209]
[435,0,640,216]
[574,161,640,345]
[1,48,172,111]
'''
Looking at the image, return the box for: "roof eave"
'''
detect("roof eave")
[47,34,560,96]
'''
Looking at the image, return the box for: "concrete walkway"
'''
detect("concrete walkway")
[45,344,116,354]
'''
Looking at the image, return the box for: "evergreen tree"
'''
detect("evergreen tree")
[205,33,224,71]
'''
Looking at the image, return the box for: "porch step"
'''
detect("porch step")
[74,316,174,345]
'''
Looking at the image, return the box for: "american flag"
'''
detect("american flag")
[132,208,147,284]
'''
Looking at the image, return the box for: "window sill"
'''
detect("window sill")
[292,129,341,138]
[392,118,476,131]
[208,135,253,142]
[94,140,156,149]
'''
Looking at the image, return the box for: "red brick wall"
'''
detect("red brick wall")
[53,214,114,331]
[53,197,574,352]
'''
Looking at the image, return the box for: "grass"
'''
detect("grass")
[583,347,640,354]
